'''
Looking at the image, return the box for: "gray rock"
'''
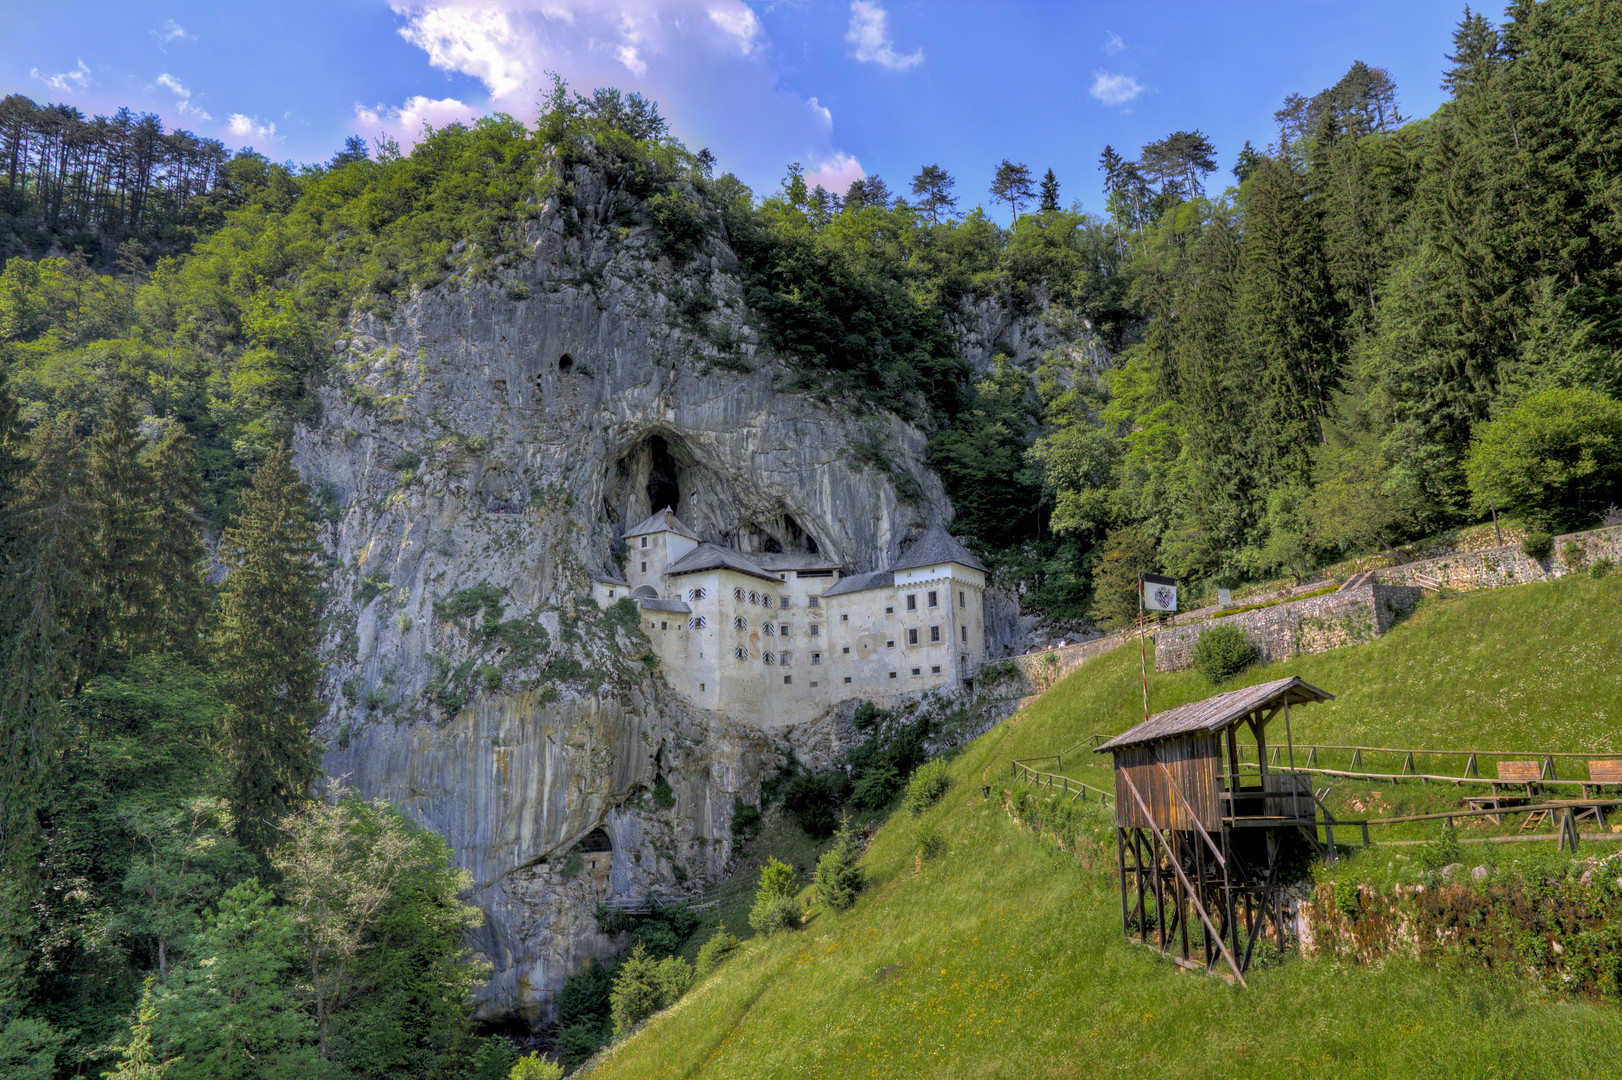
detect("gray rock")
[1471,865,1490,882]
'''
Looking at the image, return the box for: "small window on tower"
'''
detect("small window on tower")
[640,537,648,548]
[910,667,921,677]
[885,605,894,615]
[928,590,938,608]
[906,628,919,646]
[809,625,820,636]
[779,623,789,636]
[888,672,897,680]
[734,616,748,630]
[780,596,789,608]
[886,639,895,649]
[688,617,706,630]
[734,587,744,601]
[734,647,747,660]
[930,625,941,643]
[844,676,852,684]
[840,613,849,622]
[959,590,966,608]
[961,625,968,642]
[842,646,850,654]
[688,587,707,601]
[641,562,647,572]
[763,652,776,665]
[906,594,917,611]
[660,621,668,630]
[811,652,821,664]
[808,596,819,608]
[763,623,775,636]
[931,665,941,674]
[783,675,792,685]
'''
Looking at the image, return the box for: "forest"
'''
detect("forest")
[1,0,1620,1076]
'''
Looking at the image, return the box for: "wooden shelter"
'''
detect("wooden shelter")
[1094,675,1334,984]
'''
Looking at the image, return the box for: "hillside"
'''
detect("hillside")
[583,572,1622,1079]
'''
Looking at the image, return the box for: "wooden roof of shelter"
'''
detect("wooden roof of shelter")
[1093,676,1334,754]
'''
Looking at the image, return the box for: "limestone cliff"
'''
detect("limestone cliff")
[293,164,982,1021]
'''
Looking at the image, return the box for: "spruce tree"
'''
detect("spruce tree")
[84,385,161,673]
[908,164,957,225]
[989,160,1035,223]
[1038,168,1060,213]
[216,445,322,856]
[148,425,211,660]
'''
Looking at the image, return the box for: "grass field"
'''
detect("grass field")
[585,572,1622,1079]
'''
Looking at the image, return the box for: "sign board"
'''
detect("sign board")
[1218,587,1231,605]
[1140,573,1177,613]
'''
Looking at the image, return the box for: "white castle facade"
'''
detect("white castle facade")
[591,510,987,728]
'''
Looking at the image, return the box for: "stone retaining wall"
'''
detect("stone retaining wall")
[1376,524,1622,592]
[1155,583,1425,672]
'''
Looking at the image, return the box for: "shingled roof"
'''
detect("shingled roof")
[821,569,894,597]
[891,524,987,573]
[624,508,701,541]
[665,542,781,583]
[1094,676,1334,754]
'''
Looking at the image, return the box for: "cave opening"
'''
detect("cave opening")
[581,828,612,853]
[558,353,575,374]
[646,435,681,513]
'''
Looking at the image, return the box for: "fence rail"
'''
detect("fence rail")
[1009,761,1114,806]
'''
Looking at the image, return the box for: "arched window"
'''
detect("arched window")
[687,587,706,602]
[763,623,775,636]
[748,591,758,605]
[688,617,706,630]
[733,616,748,630]
[733,587,744,601]
[734,646,748,660]
[762,652,776,665]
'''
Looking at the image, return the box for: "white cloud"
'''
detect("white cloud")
[227,113,278,142]
[157,73,214,122]
[806,152,864,194]
[1104,31,1125,55]
[378,1,863,198]
[154,20,192,43]
[30,58,91,93]
[807,96,832,128]
[1090,71,1144,107]
[177,100,213,122]
[157,72,191,98]
[845,2,922,71]
[354,96,483,151]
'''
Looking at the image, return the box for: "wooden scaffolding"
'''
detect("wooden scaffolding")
[1094,676,1335,986]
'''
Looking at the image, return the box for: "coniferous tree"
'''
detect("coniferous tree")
[83,385,161,674]
[215,445,322,856]
[147,425,211,660]
[908,164,957,225]
[1038,168,1060,213]
[989,160,1035,223]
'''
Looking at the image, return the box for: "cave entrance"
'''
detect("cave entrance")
[581,828,613,853]
[646,435,680,513]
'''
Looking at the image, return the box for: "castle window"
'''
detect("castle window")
[840,613,848,622]
[660,621,668,630]
[906,594,917,611]
[687,587,706,601]
[911,667,921,677]
[734,647,747,660]
[888,672,897,679]
[640,537,648,548]
[763,623,775,636]
[688,617,706,629]
[930,625,941,643]
[842,646,850,654]
[780,596,789,608]
[885,606,894,615]
[844,676,852,684]
[748,591,758,605]
[700,682,705,693]
[607,590,615,598]
[959,590,965,607]
[783,675,792,685]
[960,654,968,666]
[808,596,819,608]
[763,652,775,664]
[931,665,941,674]
[779,623,789,636]
[810,681,818,688]
[641,562,647,572]
[779,651,791,665]
[811,652,821,664]
[885,639,895,649]
[906,628,919,646]
[961,625,968,642]
[734,587,744,601]
[734,616,748,630]
[808,625,819,636]
[928,590,938,608]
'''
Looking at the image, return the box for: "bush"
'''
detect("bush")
[782,771,846,838]
[730,796,761,842]
[850,764,902,811]
[1466,385,1622,532]
[1521,530,1554,560]
[509,1052,564,1080]
[694,924,740,977]
[1592,557,1614,579]
[1192,625,1259,684]
[903,758,951,816]
[554,1022,608,1072]
[918,829,947,862]
[747,894,801,935]
[814,818,869,912]
[652,776,675,809]
[609,945,664,1036]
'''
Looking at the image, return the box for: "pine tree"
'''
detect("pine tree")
[83,385,161,673]
[148,425,210,660]
[989,160,1035,223]
[908,165,957,225]
[103,980,176,1079]
[1038,168,1060,213]
[216,445,322,856]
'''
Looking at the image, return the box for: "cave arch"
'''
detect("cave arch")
[581,828,612,853]
[558,353,575,374]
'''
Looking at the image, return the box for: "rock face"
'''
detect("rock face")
[293,165,1015,1022]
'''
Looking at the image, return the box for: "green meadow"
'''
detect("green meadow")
[586,572,1622,1079]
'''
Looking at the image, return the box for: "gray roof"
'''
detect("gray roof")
[822,570,894,597]
[591,572,630,587]
[891,525,988,573]
[1094,676,1334,754]
[752,552,843,572]
[665,542,781,583]
[637,597,691,613]
[624,508,701,541]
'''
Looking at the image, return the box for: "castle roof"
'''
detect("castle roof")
[637,597,691,613]
[665,542,781,583]
[890,524,987,574]
[752,552,842,572]
[625,507,701,541]
[821,569,895,597]
[591,571,631,587]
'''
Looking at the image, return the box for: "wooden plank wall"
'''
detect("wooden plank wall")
[1113,735,1222,831]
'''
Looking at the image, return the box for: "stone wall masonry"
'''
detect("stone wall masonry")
[1154,583,1425,673]
[1375,524,1622,592]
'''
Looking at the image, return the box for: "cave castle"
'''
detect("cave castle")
[588,508,988,728]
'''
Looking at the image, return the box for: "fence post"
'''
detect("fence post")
[1352,749,1362,770]
[1308,747,1318,768]
[1466,752,1478,778]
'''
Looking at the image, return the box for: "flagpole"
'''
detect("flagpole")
[1138,574,1149,722]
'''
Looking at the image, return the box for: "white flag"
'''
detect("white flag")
[1141,574,1177,612]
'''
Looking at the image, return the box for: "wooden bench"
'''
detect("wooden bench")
[1463,761,1543,825]
[1578,760,1622,826]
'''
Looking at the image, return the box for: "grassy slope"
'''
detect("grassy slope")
[589,573,1622,1079]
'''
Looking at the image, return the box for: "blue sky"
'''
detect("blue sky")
[1,1,1470,215]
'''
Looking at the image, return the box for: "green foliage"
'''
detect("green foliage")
[1591,557,1614,579]
[509,1052,564,1080]
[609,944,690,1036]
[813,817,868,913]
[651,777,676,810]
[1088,526,1159,631]
[1521,531,1554,561]
[694,924,740,978]
[1192,625,1260,684]
[849,764,902,811]
[903,758,952,816]
[747,857,801,935]
[729,796,762,844]
[918,829,947,863]
[781,771,847,838]
[103,980,177,1079]
[1467,388,1622,532]
[0,1015,64,1080]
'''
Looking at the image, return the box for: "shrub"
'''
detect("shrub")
[609,945,664,1036]
[903,758,951,816]
[1521,530,1554,560]
[652,777,676,809]
[783,771,846,838]
[694,923,740,977]
[1591,557,1614,579]
[653,954,693,1006]
[555,1023,608,1071]
[918,829,947,863]
[509,1053,564,1080]
[730,796,761,842]
[747,894,801,934]
[814,817,869,912]
[1192,625,1259,684]
[1466,385,1622,532]
[630,920,680,958]
[850,764,902,810]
